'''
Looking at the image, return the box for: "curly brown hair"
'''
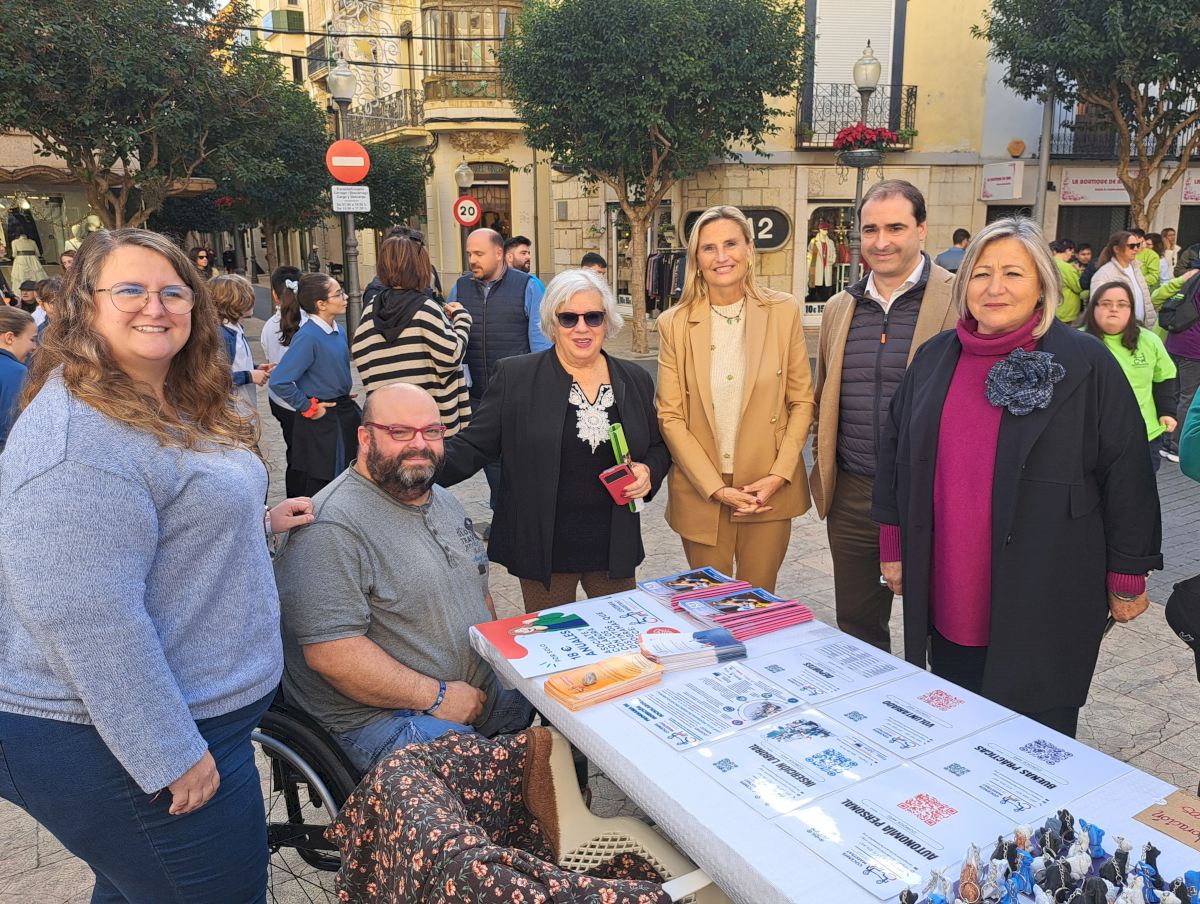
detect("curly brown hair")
[209,273,256,323]
[22,228,260,455]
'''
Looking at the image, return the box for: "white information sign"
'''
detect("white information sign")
[1059,170,1133,203]
[331,184,371,213]
[689,708,897,817]
[621,662,802,749]
[825,671,1013,758]
[746,634,918,707]
[915,715,1133,821]
[1184,169,1200,204]
[981,161,1024,201]
[778,765,1012,900]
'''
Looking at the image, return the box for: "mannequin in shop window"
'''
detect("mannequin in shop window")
[9,236,47,286]
[808,222,836,301]
[64,224,83,252]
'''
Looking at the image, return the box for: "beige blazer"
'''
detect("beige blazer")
[656,289,815,546]
[809,263,957,518]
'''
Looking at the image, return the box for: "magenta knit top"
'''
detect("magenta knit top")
[878,314,1146,646]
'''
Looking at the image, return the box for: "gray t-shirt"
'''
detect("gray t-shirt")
[274,468,496,734]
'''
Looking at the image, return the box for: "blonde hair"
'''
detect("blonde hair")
[952,217,1060,339]
[676,206,771,309]
[22,228,260,455]
[209,273,256,323]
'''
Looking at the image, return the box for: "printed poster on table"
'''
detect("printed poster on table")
[470,593,692,679]
[620,662,802,749]
[689,708,898,817]
[825,671,1012,758]
[915,715,1132,821]
[746,634,918,706]
[778,764,1011,900]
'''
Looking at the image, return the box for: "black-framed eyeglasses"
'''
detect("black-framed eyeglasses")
[97,282,195,314]
[556,311,606,328]
[363,422,447,442]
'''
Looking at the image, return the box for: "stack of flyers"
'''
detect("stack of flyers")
[543,653,663,711]
[638,627,747,670]
[637,567,748,601]
[677,588,813,640]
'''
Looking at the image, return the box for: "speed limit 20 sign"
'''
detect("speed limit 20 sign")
[453,195,482,228]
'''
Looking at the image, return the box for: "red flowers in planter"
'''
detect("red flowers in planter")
[833,123,899,150]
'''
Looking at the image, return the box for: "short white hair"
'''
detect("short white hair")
[539,267,625,340]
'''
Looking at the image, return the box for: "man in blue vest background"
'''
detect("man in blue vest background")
[448,228,550,534]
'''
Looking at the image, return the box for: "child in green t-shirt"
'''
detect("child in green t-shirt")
[1082,280,1179,472]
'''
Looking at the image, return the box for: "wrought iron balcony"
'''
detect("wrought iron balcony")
[1044,102,1200,160]
[344,89,425,140]
[423,73,509,102]
[307,36,334,79]
[795,83,918,150]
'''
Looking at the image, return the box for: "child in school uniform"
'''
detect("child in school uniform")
[268,273,361,494]
[0,306,37,450]
[211,274,267,420]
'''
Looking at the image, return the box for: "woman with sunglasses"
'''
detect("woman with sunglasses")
[0,228,312,902]
[440,268,670,612]
[269,273,362,495]
[1091,231,1157,328]
[187,245,214,280]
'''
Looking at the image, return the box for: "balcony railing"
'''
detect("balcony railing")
[796,83,918,150]
[1045,102,1200,160]
[307,36,334,79]
[423,72,509,102]
[345,89,425,140]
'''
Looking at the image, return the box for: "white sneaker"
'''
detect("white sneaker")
[1160,448,1180,463]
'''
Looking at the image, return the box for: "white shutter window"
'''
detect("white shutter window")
[809,0,896,138]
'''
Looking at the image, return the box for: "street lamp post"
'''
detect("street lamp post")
[454,159,475,272]
[846,42,882,284]
[327,59,362,347]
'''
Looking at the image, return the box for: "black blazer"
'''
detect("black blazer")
[871,320,1163,711]
[440,348,671,587]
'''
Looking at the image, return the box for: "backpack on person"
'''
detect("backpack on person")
[1158,271,1200,333]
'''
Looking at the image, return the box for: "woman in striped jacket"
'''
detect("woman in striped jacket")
[352,235,473,435]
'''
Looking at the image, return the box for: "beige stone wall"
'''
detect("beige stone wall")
[549,176,607,276]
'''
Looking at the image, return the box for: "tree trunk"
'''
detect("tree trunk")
[628,209,651,354]
[262,220,280,278]
[1117,161,1151,231]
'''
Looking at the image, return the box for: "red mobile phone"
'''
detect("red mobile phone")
[598,463,637,504]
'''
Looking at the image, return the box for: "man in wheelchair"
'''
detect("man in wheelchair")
[274,383,534,772]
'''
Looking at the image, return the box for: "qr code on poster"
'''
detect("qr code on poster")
[713,758,738,773]
[917,689,965,712]
[944,763,970,778]
[1019,739,1073,767]
[762,664,785,674]
[898,793,959,827]
[845,710,867,722]
[805,748,859,777]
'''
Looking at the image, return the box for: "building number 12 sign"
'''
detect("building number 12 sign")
[683,207,791,251]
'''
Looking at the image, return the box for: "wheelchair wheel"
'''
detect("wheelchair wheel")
[253,709,360,902]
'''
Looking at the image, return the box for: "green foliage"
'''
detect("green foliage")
[353,143,427,233]
[0,0,285,227]
[977,0,1200,225]
[500,0,807,203]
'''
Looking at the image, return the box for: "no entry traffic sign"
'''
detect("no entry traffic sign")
[453,195,482,228]
[325,140,371,184]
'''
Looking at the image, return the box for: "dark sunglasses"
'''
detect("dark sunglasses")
[556,310,606,328]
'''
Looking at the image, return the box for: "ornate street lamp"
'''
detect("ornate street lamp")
[453,160,475,269]
[327,58,363,346]
[847,42,883,284]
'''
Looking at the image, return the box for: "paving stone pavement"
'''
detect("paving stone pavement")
[2,318,1197,901]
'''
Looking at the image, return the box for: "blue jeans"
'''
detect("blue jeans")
[334,688,534,773]
[0,693,272,904]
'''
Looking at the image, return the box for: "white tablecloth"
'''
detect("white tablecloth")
[473,597,1183,903]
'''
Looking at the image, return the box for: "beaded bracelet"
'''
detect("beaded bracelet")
[424,679,447,715]
[301,397,321,419]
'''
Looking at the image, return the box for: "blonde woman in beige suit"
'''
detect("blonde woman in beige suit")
[656,206,815,593]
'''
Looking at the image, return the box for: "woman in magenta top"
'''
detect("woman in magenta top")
[872,218,1162,737]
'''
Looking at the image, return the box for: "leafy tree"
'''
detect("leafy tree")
[501,0,807,351]
[353,143,428,234]
[977,0,1200,230]
[0,0,270,227]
